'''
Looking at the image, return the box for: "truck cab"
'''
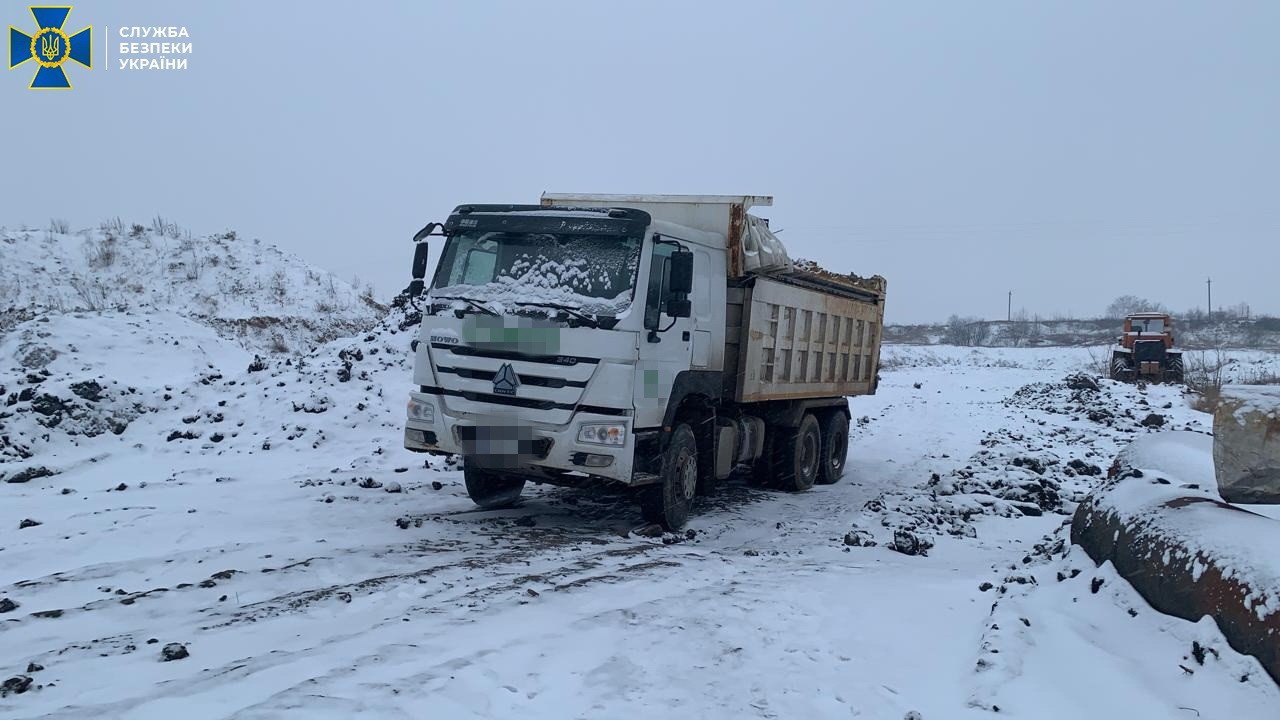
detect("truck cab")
[404,194,886,529]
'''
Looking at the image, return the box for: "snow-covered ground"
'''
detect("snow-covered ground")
[4,307,1280,720]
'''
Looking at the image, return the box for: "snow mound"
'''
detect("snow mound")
[0,221,385,354]
[2,311,252,386]
[1113,431,1216,486]
[0,312,253,462]
[0,297,419,466]
[849,371,1205,548]
[1096,432,1280,610]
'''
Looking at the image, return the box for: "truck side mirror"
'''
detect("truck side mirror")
[668,251,694,295]
[409,222,442,297]
[664,250,693,318]
[409,241,430,297]
[411,241,430,281]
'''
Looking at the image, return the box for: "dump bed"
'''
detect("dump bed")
[727,270,885,403]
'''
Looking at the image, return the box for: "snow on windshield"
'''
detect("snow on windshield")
[432,232,642,315]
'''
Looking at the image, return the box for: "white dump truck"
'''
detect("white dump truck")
[403,194,886,529]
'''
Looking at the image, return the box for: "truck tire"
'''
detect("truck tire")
[817,412,849,485]
[774,413,820,492]
[463,462,526,509]
[639,423,698,530]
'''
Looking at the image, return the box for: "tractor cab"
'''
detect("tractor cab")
[1111,312,1183,383]
[1123,313,1174,346]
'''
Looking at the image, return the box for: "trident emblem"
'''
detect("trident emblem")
[8,6,91,89]
[39,33,61,62]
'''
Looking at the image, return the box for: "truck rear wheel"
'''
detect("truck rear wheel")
[774,413,820,492]
[639,423,698,530]
[817,412,849,485]
[463,462,526,509]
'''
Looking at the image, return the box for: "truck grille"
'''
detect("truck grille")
[435,365,587,390]
[423,344,628,421]
[431,343,597,367]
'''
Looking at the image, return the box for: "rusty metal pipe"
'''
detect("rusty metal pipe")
[1073,481,1280,685]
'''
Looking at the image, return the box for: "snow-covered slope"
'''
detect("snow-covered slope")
[0,220,385,354]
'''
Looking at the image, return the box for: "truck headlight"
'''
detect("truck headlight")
[407,398,434,423]
[578,423,626,446]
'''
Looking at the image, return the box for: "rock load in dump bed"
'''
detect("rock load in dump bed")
[789,258,888,298]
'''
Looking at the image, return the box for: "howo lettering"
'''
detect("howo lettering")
[402,194,887,529]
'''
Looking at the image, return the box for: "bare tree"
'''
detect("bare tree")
[943,315,989,346]
[1184,349,1230,412]
[1105,295,1168,319]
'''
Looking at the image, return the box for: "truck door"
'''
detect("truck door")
[634,238,695,429]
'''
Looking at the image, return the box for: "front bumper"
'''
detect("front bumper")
[402,391,635,483]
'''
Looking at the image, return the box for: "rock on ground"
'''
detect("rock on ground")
[1214,385,1280,503]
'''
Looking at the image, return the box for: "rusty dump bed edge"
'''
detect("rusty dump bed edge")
[756,264,887,304]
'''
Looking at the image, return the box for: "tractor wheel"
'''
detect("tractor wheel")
[1110,358,1133,382]
[1167,356,1185,384]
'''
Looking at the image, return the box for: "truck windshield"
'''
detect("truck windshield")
[431,231,643,316]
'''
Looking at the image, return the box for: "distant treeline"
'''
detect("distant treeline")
[887,316,1280,349]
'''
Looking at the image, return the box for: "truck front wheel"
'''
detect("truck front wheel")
[639,423,698,530]
[775,413,820,492]
[463,462,526,509]
[817,412,849,485]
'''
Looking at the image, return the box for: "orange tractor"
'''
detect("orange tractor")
[1110,312,1184,383]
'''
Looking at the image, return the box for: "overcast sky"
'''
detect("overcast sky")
[5,1,1277,323]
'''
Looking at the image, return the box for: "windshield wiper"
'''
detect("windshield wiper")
[433,295,499,317]
[514,301,601,328]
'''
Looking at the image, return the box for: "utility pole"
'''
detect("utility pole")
[1007,291,1012,322]
[1206,277,1212,322]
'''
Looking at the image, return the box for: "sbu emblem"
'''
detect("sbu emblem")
[9,6,91,90]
